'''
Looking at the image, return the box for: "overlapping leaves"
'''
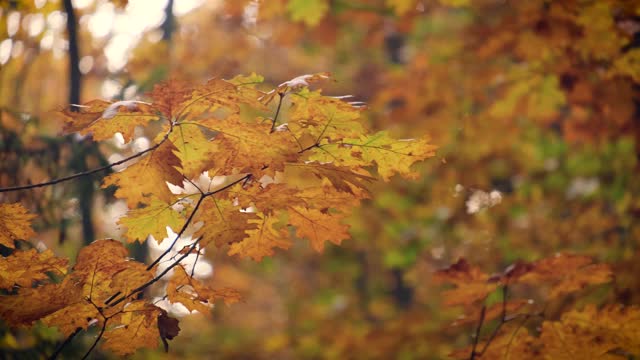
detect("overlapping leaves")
[1,73,436,356]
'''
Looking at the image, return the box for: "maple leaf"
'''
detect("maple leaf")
[287,88,365,142]
[61,99,160,142]
[167,265,242,314]
[102,301,162,356]
[102,140,183,207]
[0,277,83,328]
[285,162,374,194]
[73,240,154,305]
[0,249,68,289]
[118,197,186,243]
[169,123,218,179]
[288,206,351,252]
[198,116,299,175]
[516,253,613,298]
[538,305,640,359]
[295,182,367,211]
[227,212,292,261]
[434,258,498,307]
[193,198,259,248]
[233,183,308,215]
[309,131,437,181]
[0,203,37,248]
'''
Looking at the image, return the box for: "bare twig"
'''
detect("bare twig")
[470,305,487,360]
[48,327,82,360]
[81,319,107,360]
[147,193,206,270]
[270,93,285,133]
[477,285,509,357]
[0,130,172,193]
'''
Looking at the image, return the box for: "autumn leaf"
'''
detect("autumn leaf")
[102,301,162,356]
[537,305,640,359]
[169,123,218,179]
[287,88,365,142]
[198,116,299,175]
[0,278,83,328]
[516,253,613,298]
[73,239,154,305]
[102,140,183,207]
[0,249,68,289]
[193,198,259,248]
[61,99,160,142]
[118,197,186,243]
[228,212,292,261]
[167,265,241,314]
[288,206,351,252]
[310,131,437,181]
[433,258,498,307]
[0,203,37,248]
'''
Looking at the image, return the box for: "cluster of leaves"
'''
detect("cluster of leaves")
[0,73,435,356]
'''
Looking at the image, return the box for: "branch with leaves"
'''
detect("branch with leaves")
[0,73,436,357]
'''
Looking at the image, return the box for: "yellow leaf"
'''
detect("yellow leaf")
[102,140,183,207]
[118,198,186,243]
[0,203,37,248]
[61,99,160,142]
[310,131,437,181]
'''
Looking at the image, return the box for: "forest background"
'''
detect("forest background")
[1,0,640,359]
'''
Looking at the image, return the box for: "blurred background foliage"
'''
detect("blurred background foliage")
[1,0,639,358]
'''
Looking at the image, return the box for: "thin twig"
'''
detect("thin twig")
[81,319,107,360]
[190,249,200,277]
[0,129,172,193]
[108,236,204,308]
[470,305,487,360]
[477,285,509,357]
[48,327,82,360]
[270,93,285,133]
[147,193,206,270]
[109,173,252,307]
